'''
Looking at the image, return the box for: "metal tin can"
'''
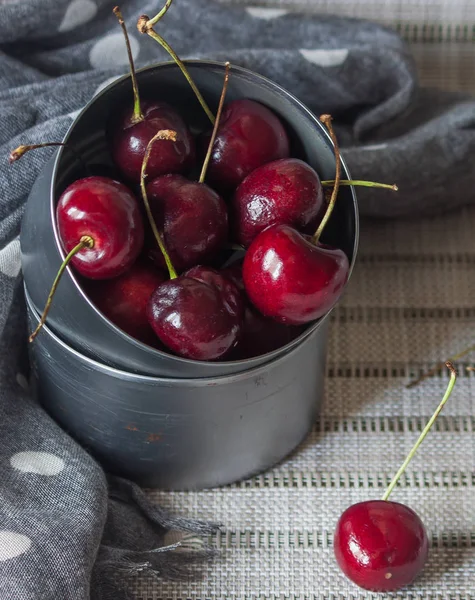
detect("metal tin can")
[21,61,358,378]
[27,290,329,490]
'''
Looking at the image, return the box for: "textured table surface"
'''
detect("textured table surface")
[136,2,475,598]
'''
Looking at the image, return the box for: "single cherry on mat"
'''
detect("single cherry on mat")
[335,501,428,593]
[242,115,349,325]
[201,98,290,192]
[84,260,166,347]
[231,157,324,247]
[335,362,457,591]
[111,7,195,183]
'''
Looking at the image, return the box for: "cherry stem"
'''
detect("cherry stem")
[407,344,475,388]
[382,361,457,501]
[312,115,341,245]
[113,6,143,124]
[140,129,178,280]
[29,236,94,343]
[144,0,173,29]
[199,62,230,184]
[322,180,398,192]
[9,142,88,175]
[137,22,215,125]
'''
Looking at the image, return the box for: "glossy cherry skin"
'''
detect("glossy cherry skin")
[202,99,290,192]
[112,101,195,183]
[243,224,349,325]
[334,500,429,592]
[146,174,228,273]
[232,158,324,247]
[84,261,166,346]
[56,176,144,279]
[222,262,301,359]
[147,266,243,360]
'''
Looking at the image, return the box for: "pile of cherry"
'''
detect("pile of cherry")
[29,87,345,361]
[15,9,359,363]
[13,3,460,594]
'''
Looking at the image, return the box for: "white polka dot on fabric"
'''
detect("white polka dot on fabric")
[362,143,389,151]
[93,75,123,98]
[10,452,65,476]
[58,0,97,33]
[0,532,31,562]
[89,32,139,70]
[246,7,288,19]
[299,48,349,67]
[0,238,21,278]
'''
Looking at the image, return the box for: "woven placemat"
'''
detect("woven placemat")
[133,2,475,597]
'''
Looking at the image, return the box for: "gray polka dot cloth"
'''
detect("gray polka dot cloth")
[1,0,474,598]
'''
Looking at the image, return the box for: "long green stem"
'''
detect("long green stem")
[322,180,398,191]
[143,0,173,29]
[113,6,143,123]
[312,115,341,245]
[140,129,178,280]
[199,62,230,184]
[137,23,215,125]
[382,362,457,501]
[29,236,94,343]
[407,344,475,388]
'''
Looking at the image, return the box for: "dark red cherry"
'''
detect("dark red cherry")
[232,158,324,247]
[146,174,228,273]
[112,101,195,183]
[56,176,144,279]
[242,224,349,325]
[334,500,429,592]
[333,363,457,592]
[84,261,166,346]
[202,99,290,192]
[229,306,300,359]
[222,262,300,358]
[147,267,243,360]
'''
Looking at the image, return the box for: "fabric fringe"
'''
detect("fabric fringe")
[91,477,221,599]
